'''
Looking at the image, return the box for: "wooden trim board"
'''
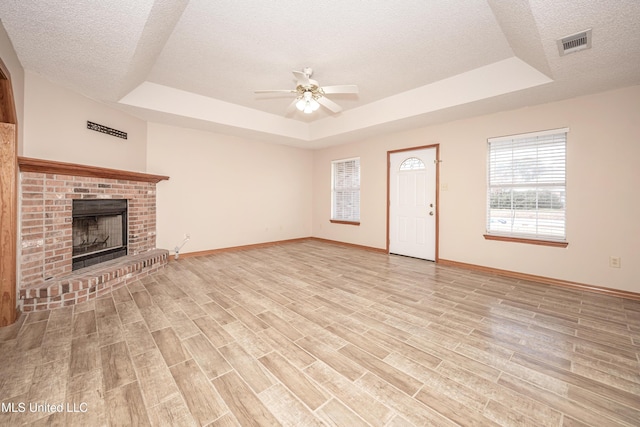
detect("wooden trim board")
[0,123,17,325]
[0,55,17,326]
[18,157,170,183]
[438,258,640,301]
[172,237,386,260]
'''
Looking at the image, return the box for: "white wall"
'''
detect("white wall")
[0,20,24,153]
[146,123,313,254]
[312,86,640,293]
[22,72,147,172]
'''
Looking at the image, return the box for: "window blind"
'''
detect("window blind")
[332,158,360,222]
[487,129,567,241]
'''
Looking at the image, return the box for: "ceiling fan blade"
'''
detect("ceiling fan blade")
[254,89,296,94]
[292,70,310,86]
[320,85,359,94]
[317,96,342,113]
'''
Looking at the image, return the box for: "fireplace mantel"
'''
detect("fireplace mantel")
[18,156,169,183]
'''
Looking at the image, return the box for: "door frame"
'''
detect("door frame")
[0,55,18,326]
[387,144,440,261]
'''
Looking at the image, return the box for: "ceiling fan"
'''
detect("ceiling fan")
[255,67,358,114]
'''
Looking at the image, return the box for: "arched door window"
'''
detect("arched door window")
[399,157,425,171]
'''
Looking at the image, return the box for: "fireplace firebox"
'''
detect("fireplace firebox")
[72,199,128,270]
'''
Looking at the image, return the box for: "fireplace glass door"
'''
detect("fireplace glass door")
[72,199,128,270]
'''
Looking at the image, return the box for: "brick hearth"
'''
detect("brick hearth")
[19,250,167,311]
[18,157,170,312]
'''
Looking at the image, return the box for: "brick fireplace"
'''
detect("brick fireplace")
[17,157,170,312]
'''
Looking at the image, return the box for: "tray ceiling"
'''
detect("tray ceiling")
[1,0,639,148]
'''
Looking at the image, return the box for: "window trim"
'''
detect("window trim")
[331,157,361,224]
[483,234,568,247]
[485,128,568,246]
[330,219,360,226]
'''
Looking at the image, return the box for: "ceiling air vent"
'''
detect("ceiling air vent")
[557,29,592,56]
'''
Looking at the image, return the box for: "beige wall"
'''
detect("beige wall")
[312,86,640,293]
[13,65,640,293]
[22,72,147,171]
[146,123,313,255]
[0,20,24,153]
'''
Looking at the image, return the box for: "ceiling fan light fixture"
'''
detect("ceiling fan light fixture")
[295,97,307,111]
[305,99,320,114]
[296,91,320,114]
[255,68,358,115]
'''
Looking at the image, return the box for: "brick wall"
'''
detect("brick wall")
[20,172,158,289]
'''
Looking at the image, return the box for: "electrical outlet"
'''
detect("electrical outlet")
[609,256,621,268]
[185,233,190,240]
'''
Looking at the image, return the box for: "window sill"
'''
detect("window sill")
[483,234,568,248]
[330,220,360,226]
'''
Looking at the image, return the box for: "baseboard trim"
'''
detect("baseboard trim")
[173,237,387,260]
[308,237,388,254]
[173,238,311,259]
[438,258,640,301]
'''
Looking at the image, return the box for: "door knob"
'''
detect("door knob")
[429,211,434,216]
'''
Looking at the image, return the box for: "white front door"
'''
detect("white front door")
[389,148,437,260]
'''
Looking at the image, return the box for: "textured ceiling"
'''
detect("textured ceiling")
[1,0,639,148]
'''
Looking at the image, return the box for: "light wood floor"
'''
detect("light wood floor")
[1,240,639,426]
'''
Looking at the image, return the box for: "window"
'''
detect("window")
[486,128,568,246]
[331,157,360,224]
[399,157,425,171]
